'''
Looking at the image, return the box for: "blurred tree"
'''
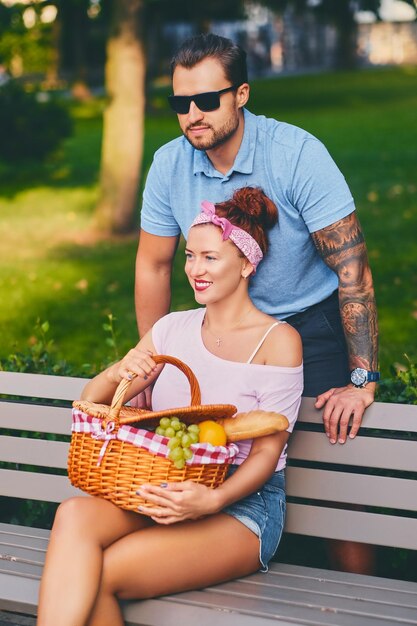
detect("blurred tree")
[259,0,416,69]
[94,0,146,234]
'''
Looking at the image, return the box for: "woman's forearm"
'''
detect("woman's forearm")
[212,432,289,512]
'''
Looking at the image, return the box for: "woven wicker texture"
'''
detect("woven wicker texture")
[68,355,236,510]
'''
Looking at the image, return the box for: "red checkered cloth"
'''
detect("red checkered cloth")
[72,408,239,466]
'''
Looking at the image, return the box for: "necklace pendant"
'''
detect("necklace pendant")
[216,338,221,347]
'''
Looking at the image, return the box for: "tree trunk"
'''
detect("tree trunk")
[333,1,358,70]
[95,0,146,234]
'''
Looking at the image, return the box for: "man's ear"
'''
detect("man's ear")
[236,83,250,109]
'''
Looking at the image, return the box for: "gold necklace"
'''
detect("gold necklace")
[203,309,254,348]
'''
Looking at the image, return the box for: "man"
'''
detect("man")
[136,32,378,440]
[135,33,379,574]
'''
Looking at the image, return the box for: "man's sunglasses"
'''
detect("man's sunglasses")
[168,85,238,115]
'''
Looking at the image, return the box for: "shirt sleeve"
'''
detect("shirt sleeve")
[140,152,181,237]
[256,369,303,433]
[291,138,356,233]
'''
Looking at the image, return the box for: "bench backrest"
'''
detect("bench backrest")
[1,371,417,549]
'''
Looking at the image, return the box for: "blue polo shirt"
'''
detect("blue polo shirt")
[141,109,355,319]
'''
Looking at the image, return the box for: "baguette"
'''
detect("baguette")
[217,410,289,442]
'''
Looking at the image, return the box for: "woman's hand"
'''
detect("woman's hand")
[136,481,220,525]
[109,348,158,385]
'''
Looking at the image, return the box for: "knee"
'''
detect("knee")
[52,497,92,535]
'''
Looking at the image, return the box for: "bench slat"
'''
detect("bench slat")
[206,579,417,621]
[0,435,69,468]
[0,468,84,502]
[0,402,72,434]
[287,431,417,472]
[286,466,417,511]
[262,562,417,595]
[298,397,417,433]
[162,588,409,626]
[286,502,417,549]
[248,564,417,604]
[0,372,86,401]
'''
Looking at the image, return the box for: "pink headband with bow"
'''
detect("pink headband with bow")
[189,201,263,272]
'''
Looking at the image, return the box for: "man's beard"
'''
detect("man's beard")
[184,114,239,151]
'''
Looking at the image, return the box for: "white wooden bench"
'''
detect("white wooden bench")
[1,371,417,625]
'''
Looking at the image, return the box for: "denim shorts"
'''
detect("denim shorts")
[221,464,286,572]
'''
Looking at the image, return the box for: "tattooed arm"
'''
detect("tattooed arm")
[311,212,378,444]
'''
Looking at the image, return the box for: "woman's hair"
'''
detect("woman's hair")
[215,187,278,256]
[170,33,248,87]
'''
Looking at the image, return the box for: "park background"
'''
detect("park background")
[0,0,417,583]
[0,0,416,388]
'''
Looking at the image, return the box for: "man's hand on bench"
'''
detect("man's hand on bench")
[315,383,376,444]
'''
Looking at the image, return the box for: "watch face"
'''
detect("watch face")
[351,368,367,386]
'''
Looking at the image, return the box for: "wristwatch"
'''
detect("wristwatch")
[350,368,380,388]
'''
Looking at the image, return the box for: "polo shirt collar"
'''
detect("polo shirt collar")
[193,108,257,178]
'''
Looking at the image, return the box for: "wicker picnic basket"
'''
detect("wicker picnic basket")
[68,354,238,511]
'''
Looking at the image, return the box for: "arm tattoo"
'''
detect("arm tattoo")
[311,213,378,371]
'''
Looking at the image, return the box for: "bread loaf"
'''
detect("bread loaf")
[217,410,289,442]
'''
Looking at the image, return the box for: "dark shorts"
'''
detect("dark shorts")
[285,290,350,397]
[222,465,286,572]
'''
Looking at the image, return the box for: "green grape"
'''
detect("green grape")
[181,433,192,448]
[171,420,182,432]
[188,424,200,434]
[174,458,185,470]
[165,427,175,438]
[170,447,184,461]
[183,448,193,460]
[155,426,165,436]
[188,432,199,444]
[179,421,186,431]
[160,417,170,429]
[167,437,180,450]
[175,430,183,439]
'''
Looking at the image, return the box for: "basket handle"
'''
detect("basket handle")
[107,354,201,425]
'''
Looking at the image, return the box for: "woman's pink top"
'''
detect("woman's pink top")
[147,308,303,471]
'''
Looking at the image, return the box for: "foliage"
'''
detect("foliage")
[0,69,416,370]
[0,314,120,528]
[377,356,417,405]
[0,0,55,75]
[0,81,72,162]
[0,314,118,377]
[0,318,75,375]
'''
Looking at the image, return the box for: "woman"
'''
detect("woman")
[37,187,303,626]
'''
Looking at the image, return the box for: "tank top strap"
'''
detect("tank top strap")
[246,321,286,364]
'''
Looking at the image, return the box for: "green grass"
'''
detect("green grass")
[0,66,416,374]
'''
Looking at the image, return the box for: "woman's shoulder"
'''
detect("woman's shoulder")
[259,319,302,368]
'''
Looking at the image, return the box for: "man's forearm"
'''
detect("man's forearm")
[312,212,379,373]
[338,270,378,371]
[135,231,179,339]
[330,269,379,374]
[135,270,171,338]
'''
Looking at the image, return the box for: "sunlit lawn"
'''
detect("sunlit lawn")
[0,66,416,374]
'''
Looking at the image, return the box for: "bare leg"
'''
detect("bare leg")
[327,539,376,575]
[87,513,261,626]
[37,497,152,626]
